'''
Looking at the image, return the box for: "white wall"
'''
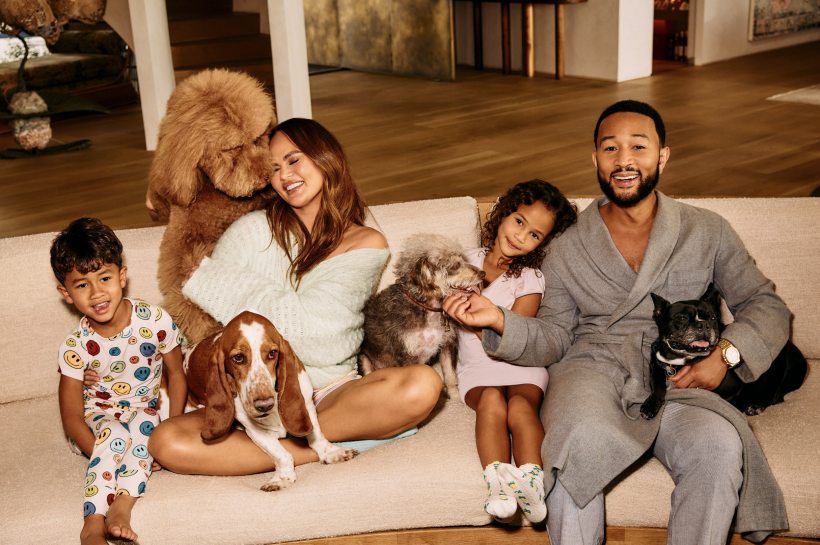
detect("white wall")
[694,0,820,65]
[454,0,652,82]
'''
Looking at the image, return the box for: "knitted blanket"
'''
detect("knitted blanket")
[182,211,389,389]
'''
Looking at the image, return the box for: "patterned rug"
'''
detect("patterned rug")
[767,84,820,105]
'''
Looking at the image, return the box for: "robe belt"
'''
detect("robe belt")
[574,333,653,346]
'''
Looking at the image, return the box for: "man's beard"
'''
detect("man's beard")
[597,163,660,208]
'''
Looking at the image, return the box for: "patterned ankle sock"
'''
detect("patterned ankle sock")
[497,462,547,523]
[483,462,518,522]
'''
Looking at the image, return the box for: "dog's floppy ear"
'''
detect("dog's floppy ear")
[650,293,669,321]
[276,337,313,437]
[201,339,237,441]
[409,256,431,286]
[148,111,205,208]
[699,283,720,312]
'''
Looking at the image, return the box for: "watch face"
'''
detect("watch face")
[726,347,741,364]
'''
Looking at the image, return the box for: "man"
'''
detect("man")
[443,101,789,544]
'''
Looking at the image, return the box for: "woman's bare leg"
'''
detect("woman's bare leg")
[149,364,442,475]
[505,384,545,466]
[466,386,511,467]
[316,364,442,440]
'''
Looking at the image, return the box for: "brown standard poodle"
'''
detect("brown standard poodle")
[147,69,278,344]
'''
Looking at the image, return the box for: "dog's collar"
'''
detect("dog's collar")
[402,288,451,332]
[402,288,443,312]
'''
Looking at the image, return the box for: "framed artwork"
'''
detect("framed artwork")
[749,0,820,40]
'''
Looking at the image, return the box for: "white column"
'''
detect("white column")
[126,0,175,151]
[616,0,653,82]
[267,0,312,121]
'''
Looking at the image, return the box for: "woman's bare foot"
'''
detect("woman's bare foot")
[105,495,139,542]
[80,515,109,545]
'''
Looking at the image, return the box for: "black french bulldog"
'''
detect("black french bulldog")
[640,283,808,420]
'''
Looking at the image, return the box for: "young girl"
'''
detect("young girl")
[448,180,577,523]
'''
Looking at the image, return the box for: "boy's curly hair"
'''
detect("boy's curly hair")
[481,179,578,278]
[50,218,123,285]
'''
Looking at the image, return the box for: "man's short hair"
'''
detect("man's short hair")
[50,218,123,285]
[593,100,666,147]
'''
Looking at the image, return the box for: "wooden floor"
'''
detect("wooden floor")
[291,525,819,545]
[2,41,819,239]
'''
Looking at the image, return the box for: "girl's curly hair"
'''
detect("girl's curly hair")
[481,179,578,278]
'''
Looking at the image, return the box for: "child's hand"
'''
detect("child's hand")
[443,293,505,333]
[83,368,100,387]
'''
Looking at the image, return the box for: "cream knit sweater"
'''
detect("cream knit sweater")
[182,210,389,389]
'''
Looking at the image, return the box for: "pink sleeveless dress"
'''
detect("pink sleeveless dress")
[456,248,550,403]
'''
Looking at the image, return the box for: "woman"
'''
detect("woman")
[149,119,442,475]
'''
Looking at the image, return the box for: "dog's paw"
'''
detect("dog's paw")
[640,401,661,420]
[320,444,358,465]
[744,404,766,416]
[260,471,296,491]
[444,384,460,402]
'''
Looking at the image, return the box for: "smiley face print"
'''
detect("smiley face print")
[139,327,153,339]
[91,359,100,369]
[135,386,149,397]
[87,340,100,356]
[157,330,166,342]
[64,350,83,369]
[95,428,111,445]
[83,502,96,517]
[103,471,112,480]
[128,336,137,345]
[110,438,126,454]
[139,459,149,471]
[140,343,156,357]
[139,421,155,436]
[134,367,151,381]
[155,307,162,321]
[66,338,76,347]
[85,472,96,486]
[110,361,125,373]
[133,444,149,459]
[111,382,131,395]
[109,347,121,357]
[85,485,98,497]
[135,304,151,320]
[130,356,140,364]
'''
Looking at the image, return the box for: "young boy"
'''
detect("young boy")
[52,218,188,545]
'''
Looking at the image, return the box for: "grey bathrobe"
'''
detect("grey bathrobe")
[483,192,790,538]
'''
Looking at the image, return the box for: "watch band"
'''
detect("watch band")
[718,339,741,368]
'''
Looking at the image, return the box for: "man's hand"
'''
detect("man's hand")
[669,349,728,390]
[442,293,505,334]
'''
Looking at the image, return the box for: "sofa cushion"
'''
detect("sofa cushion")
[2,360,817,543]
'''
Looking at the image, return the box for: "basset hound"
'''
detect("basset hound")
[179,311,357,490]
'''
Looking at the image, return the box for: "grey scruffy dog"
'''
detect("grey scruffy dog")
[359,233,485,400]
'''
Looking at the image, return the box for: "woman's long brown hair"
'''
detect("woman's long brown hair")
[266,118,368,288]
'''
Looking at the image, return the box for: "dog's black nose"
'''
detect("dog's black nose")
[478,271,486,279]
[254,397,275,413]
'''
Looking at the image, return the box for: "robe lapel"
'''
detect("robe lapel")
[607,192,681,328]
[577,196,637,293]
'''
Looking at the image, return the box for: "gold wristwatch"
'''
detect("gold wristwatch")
[718,339,741,369]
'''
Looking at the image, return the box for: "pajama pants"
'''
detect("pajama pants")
[82,406,159,518]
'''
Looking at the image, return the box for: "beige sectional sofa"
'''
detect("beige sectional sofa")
[1,196,818,544]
